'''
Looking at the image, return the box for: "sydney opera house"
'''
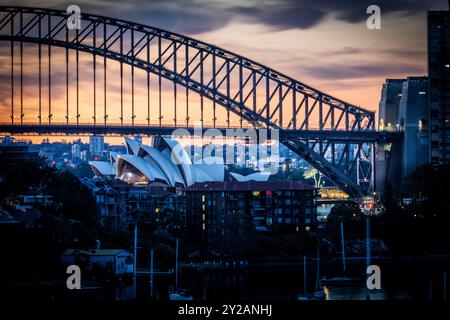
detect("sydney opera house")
[89,136,270,187]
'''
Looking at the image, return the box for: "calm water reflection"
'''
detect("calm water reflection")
[112,260,449,301]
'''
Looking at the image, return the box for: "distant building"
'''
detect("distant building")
[428,9,450,164]
[81,178,185,230]
[71,143,81,159]
[80,150,90,162]
[61,249,133,276]
[0,136,40,162]
[89,135,104,158]
[316,187,349,223]
[184,180,317,245]
[10,195,53,211]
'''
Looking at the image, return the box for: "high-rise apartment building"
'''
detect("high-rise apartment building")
[89,135,104,158]
[428,9,450,164]
[71,143,81,159]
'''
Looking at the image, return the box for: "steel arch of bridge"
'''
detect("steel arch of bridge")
[0,6,382,197]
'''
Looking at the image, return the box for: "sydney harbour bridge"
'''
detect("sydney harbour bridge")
[0,6,402,198]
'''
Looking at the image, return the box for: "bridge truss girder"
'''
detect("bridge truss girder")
[0,6,379,197]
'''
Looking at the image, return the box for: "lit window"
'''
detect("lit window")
[418,119,427,131]
[202,223,206,230]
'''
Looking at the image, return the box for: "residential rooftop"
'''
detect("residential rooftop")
[184,180,316,192]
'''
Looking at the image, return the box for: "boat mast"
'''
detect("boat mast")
[315,246,321,290]
[366,216,371,300]
[175,238,179,288]
[303,255,307,295]
[340,222,346,273]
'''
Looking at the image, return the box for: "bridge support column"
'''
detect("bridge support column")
[375,140,403,194]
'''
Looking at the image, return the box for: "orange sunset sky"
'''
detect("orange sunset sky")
[0,0,448,143]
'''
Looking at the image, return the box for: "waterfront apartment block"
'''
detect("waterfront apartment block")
[184,180,318,248]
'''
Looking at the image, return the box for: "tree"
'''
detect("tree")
[304,167,324,188]
[402,163,450,219]
[325,202,365,242]
[69,162,94,179]
[381,183,399,215]
[374,163,450,255]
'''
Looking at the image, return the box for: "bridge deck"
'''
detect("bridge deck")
[0,123,402,142]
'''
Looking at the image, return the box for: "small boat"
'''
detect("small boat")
[169,288,193,300]
[321,277,360,287]
[298,290,326,300]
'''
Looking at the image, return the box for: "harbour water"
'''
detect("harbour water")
[2,258,448,302]
[109,258,449,301]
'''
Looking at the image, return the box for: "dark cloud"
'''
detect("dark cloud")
[228,4,326,30]
[1,0,447,34]
[318,47,425,60]
[301,61,425,80]
[0,0,231,35]
[228,0,448,31]
[383,48,426,61]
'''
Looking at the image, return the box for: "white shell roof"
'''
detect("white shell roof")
[89,161,116,176]
[89,136,226,186]
[109,151,119,163]
[191,166,213,182]
[160,136,194,186]
[138,144,185,186]
[230,171,271,182]
[193,157,225,182]
[125,137,140,155]
[116,154,168,184]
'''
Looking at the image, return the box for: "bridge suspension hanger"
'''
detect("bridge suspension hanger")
[147,34,151,126]
[93,22,96,125]
[20,10,23,125]
[10,11,14,125]
[104,22,107,126]
[65,24,69,125]
[48,13,52,125]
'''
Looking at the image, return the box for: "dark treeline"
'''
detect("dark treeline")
[326,163,450,256]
